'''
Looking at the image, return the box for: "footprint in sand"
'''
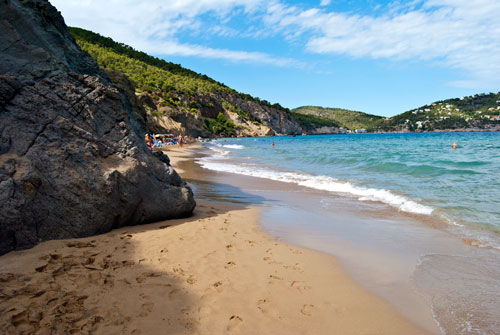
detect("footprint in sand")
[118,278,132,285]
[301,304,314,316]
[66,241,96,248]
[257,299,270,314]
[213,281,223,289]
[226,315,243,331]
[186,275,196,285]
[49,254,62,263]
[169,289,181,299]
[136,272,161,283]
[225,244,233,251]
[88,271,103,284]
[139,302,154,317]
[268,274,285,286]
[121,260,135,267]
[32,290,46,298]
[11,310,33,333]
[224,261,236,269]
[158,257,169,264]
[103,273,114,286]
[204,251,217,258]
[290,281,311,293]
[283,263,303,272]
[172,267,185,276]
[263,257,280,265]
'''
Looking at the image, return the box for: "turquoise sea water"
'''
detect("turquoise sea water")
[201,132,500,249]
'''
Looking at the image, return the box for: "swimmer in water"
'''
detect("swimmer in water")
[272,141,275,148]
[452,141,457,149]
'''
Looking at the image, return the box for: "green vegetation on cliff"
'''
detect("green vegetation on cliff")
[292,106,383,131]
[69,27,288,111]
[69,27,296,137]
[70,27,216,83]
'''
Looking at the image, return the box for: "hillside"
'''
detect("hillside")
[378,93,500,132]
[293,93,500,133]
[69,27,302,137]
[69,29,500,136]
[292,106,383,133]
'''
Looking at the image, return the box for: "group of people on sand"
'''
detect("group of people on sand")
[144,133,192,151]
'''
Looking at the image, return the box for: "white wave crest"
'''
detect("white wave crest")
[213,143,244,149]
[222,144,245,149]
[198,159,434,216]
[205,145,231,159]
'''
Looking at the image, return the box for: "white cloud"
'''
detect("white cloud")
[51,0,295,67]
[262,0,500,88]
[53,0,264,37]
[134,39,305,68]
[52,0,500,88]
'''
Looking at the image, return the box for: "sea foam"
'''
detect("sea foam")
[199,147,434,216]
[215,143,245,149]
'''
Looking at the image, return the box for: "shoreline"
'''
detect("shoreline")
[0,143,428,334]
[171,143,446,334]
[191,136,500,335]
[170,143,441,333]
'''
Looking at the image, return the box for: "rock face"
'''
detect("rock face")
[141,90,303,138]
[221,92,303,136]
[0,0,196,255]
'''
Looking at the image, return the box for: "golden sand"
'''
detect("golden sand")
[0,144,426,334]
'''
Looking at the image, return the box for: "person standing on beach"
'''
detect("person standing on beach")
[178,134,183,146]
[145,134,153,151]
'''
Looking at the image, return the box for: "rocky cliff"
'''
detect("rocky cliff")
[141,89,303,138]
[0,0,196,255]
[69,27,304,138]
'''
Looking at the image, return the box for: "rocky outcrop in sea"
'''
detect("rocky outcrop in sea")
[0,0,196,255]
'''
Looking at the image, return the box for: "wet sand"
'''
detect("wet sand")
[0,143,426,334]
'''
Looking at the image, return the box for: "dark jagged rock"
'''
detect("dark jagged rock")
[0,0,196,255]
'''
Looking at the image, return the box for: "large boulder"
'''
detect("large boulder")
[0,0,196,255]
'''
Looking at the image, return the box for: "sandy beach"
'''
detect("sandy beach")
[0,144,427,335]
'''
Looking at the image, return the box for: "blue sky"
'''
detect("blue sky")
[52,0,500,117]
